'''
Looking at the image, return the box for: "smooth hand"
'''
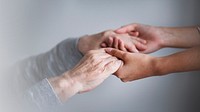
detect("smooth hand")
[115,23,165,53]
[105,48,157,82]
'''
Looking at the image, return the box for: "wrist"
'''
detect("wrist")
[152,57,169,76]
[48,71,82,102]
[157,27,174,48]
[151,57,164,76]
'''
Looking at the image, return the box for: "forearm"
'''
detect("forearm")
[7,37,83,111]
[48,72,81,102]
[154,46,200,75]
[13,38,83,92]
[160,26,200,48]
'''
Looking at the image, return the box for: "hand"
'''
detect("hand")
[115,23,166,53]
[78,30,116,55]
[101,33,147,53]
[105,48,157,82]
[69,49,122,93]
[49,49,122,102]
[78,30,147,54]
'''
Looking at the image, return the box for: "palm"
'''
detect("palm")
[137,25,163,53]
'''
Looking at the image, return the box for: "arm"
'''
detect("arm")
[155,46,200,75]
[115,23,200,53]
[105,46,200,82]
[8,38,83,111]
[10,30,123,111]
[160,26,200,48]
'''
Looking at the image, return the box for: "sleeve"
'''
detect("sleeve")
[7,37,84,111]
[23,78,61,112]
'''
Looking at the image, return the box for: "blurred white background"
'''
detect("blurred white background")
[0,0,200,112]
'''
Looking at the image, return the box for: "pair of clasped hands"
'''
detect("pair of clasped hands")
[50,23,164,102]
[49,23,200,102]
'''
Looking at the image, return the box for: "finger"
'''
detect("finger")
[88,48,107,53]
[107,37,114,47]
[133,37,147,44]
[135,42,147,51]
[86,50,112,59]
[118,39,127,52]
[105,48,127,60]
[139,49,151,54]
[129,31,139,36]
[125,45,139,53]
[113,37,119,49]
[100,43,107,48]
[115,24,137,34]
[104,60,123,75]
[98,56,119,69]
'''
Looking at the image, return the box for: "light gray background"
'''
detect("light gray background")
[1,0,200,112]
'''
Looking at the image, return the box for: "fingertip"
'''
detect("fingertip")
[142,40,147,44]
[118,39,127,51]
[126,45,139,53]
[133,48,139,53]
[101,43,107,48]
[105,48,113,53]
[137,43,148,51]
[135,32,139,36]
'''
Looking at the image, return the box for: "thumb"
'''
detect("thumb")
[105,48,126,60]
[115,24,137,34]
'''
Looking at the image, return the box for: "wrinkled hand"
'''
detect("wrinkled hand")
[49,49,122,102]
[105,48,157,82]
[78,30,116,54]
[78,30,147,54]
[115,23,165,53]
[68,49,122,93]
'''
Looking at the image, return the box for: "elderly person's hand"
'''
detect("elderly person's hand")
[78,30,147,54]
[101,33,147,53]
[49,49,122,102]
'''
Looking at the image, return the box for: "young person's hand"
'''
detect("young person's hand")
[115,23,200,53]
[105,48,157,82]
[78,30,147,54]
[115,23,165,53]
